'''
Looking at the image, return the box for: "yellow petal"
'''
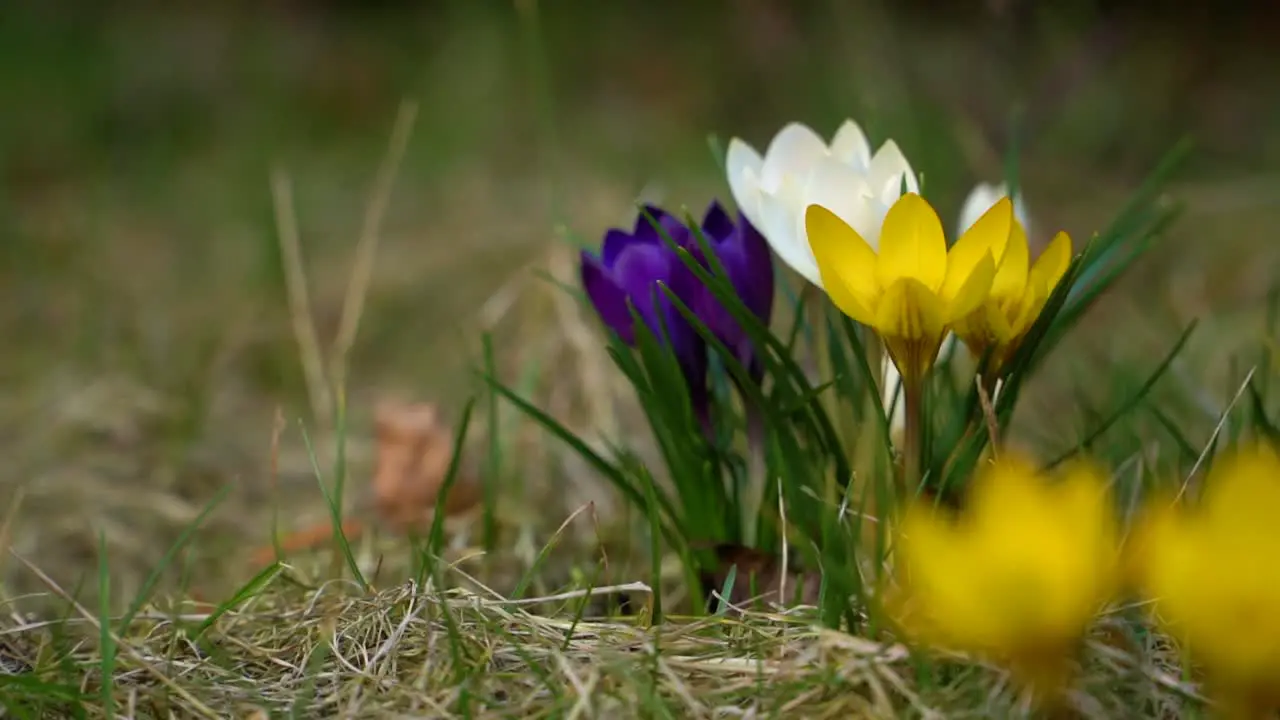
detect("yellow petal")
[876,193,947,293]
[1201,443,1280,528]
[896,505,1000,650]
[941,197,1011,304]
[1051,459,1119,559]
[1123,490,1180,589]
[805,204,880,325]
[956,300,1017,351]
[942,251,996,322]
[1029,231,1073,296]
[875,279,946,382]
[990,219,1030,303]
[1006,281,1046,340]
[874,279,945,343]
[966,454,1042,525]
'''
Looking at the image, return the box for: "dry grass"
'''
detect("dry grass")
[2,547,1205,719]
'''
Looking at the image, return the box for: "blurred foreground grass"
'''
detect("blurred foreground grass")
[2,0,1280,660]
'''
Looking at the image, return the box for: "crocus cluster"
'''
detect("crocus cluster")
[572,113,1271,718]
[725,120,1070,442]
[579,202,774,429]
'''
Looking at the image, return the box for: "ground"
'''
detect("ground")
[1,2,1278,717]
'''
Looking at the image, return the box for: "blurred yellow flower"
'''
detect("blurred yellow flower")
[887,454,1120,697]
[952,219,1073,372]
[1128,443,1280,718]
[804,193,1012,386]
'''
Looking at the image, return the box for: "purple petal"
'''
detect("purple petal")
[612,242,676,331]
[737,214,775,325]
[601,228,638,267]
[632,204,672,233]
[634,205,693,249]
[632,204,675,238]
[580,251,635,344]
[700,201,736,243]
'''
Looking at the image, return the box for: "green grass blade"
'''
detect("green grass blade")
[428,396,478,561]
[118,484,231,631]
[481,333,501,554]
[194,561,283,638]
[299,422,368,591]
[96,532,116,720]
[1046,320,1197,468]
[482,370,684,541]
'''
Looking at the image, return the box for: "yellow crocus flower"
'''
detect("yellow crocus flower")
[1129,443,1280,718]
[952,217,1073,372]
[804,193,1012,387]
[886,453,1120,698]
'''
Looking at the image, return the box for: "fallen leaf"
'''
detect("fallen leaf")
[371,399,482,533]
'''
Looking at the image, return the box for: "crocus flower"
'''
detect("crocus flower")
[951,183,1073,374]
[887,453,1121,699]
[687,201,775,382]
[953,225,1073,373]
[580,206,707,411]
[1128,443,1280,718]
[804,193,1012,387]
[580,203,775,427]
[725,120,918,288]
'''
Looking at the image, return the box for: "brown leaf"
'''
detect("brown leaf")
[371,399,482,534]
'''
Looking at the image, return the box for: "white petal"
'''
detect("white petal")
[1011,192,1032,234]
[760,122,829,192]
[759,190,822,287]
[829,119,873,171]
[867,139,918,196]
[726,138,766,230]
[874,171,907,209]
[802,157,882,247]
[957,182,1006,237]
[861,199,894,247]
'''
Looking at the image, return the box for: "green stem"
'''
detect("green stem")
[902,378,922,496]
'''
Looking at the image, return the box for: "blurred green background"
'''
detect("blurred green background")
[2,0,1279,606]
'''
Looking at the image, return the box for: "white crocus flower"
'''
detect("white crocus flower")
[727,120,919,439]
[726,120,918,287]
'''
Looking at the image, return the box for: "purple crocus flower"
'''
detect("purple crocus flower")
[580,205,708,414]
[580,202,775,428]
[687,201,775,383]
